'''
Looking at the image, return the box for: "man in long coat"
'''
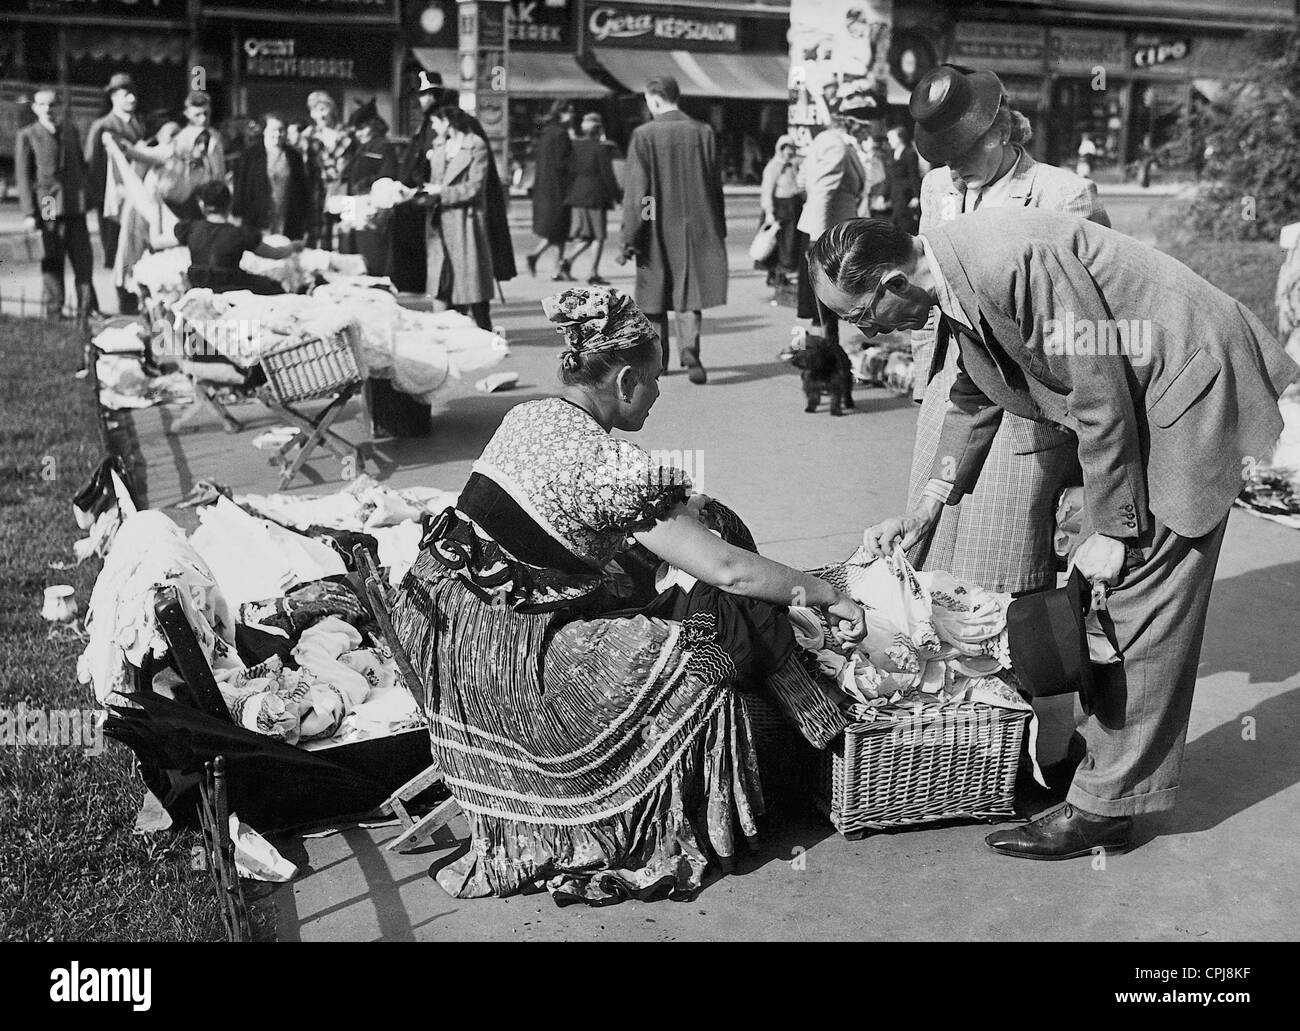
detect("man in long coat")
[810,210,1299,860]
[619,75,727,384]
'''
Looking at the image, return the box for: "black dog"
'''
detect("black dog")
[789,334,854,415]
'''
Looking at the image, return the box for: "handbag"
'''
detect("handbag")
[748,219,780,264]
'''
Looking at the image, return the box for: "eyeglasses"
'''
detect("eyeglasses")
[846,271,906,331]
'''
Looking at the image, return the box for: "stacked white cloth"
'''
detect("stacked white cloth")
[236,475,459,586]
[169,285,508,403]
[78,511,241,705]
[190,496,347,610]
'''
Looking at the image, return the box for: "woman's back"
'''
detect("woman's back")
[566,139,618,209]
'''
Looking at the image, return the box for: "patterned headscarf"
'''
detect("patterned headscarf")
[542,287,656,372]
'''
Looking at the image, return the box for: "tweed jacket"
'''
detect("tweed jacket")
[912,147,1109,401]
[795,128,868,241]
[925,208,1300,540]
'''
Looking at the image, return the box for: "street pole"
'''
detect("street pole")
[456,0,510,180]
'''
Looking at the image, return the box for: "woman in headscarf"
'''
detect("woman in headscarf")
[391,285,865,905]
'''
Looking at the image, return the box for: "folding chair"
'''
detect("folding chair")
[258,334,369,489]
[351,544,460,852]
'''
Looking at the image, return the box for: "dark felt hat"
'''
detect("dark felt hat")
[1006,567,1099,713]
[908,64,1004,165]
[105,73,136,95]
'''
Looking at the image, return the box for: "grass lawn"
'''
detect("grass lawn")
[1159,239,1283,331]
[0,314,223,942]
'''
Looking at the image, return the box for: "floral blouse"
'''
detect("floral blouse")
[475,397,690,568]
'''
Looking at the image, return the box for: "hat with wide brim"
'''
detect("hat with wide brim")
[1006,567,1098,713]
[909,65,1004,165]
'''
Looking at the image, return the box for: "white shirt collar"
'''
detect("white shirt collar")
[919,235,974,332]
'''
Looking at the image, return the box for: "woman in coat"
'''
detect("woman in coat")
[759,134,804,287]
[525,99,574,279]
[341,111,399,276]
[425,105,496,330]
[233,112,310,240]
[562,112,622,285]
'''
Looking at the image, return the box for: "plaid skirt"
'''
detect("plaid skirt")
[907,349,1081,594]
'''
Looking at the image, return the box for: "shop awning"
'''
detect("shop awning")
[593,48,788,101]
[66,30,187,66]
[412,49,608,98]
[510,53,609,98]
[412,48,458,79]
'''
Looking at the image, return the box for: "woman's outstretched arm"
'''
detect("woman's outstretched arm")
[634,506,865,641]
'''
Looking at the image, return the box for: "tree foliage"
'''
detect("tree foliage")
[1181,30,1300,241]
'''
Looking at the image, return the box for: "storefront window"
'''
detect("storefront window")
[1049,77,1125,174]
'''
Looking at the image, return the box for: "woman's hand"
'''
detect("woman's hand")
[861,500,941,558]
[826,594,866,646]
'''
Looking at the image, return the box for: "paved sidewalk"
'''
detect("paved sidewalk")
[37,191,1300,940]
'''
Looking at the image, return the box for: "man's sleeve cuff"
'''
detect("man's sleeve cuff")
[922,478,955,504]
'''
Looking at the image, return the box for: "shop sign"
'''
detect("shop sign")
[1132,38,1191,69]
[951,22,1045,74]
[0,0,187,19]
[1048,27,1127,75]
[587,3,741,52]
[241,36,389,86]
[505,0,573,50]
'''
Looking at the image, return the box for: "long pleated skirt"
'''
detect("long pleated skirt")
[390,557,767,905]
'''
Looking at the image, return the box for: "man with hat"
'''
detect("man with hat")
[85,72,146,314]
[17,88,97,322]
[807,211,1298,860]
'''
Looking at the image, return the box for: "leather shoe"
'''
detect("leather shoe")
[986,803,1132,860]
[681,348,707,384]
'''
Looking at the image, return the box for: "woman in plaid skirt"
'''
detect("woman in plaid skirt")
[905,66,1110,594]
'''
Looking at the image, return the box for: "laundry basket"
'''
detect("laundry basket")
[260,333,362,404]
[819,702,1029,839]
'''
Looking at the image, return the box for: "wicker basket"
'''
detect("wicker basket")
[260,334,362,404]
[819,702,1029,838]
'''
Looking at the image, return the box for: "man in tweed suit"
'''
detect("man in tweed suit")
[907,65,1111,596]
[809,210,1299,859]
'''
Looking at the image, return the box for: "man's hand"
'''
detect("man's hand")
[1070,532,1126,587]
[861,498,941,558]
[23,216,38,233]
